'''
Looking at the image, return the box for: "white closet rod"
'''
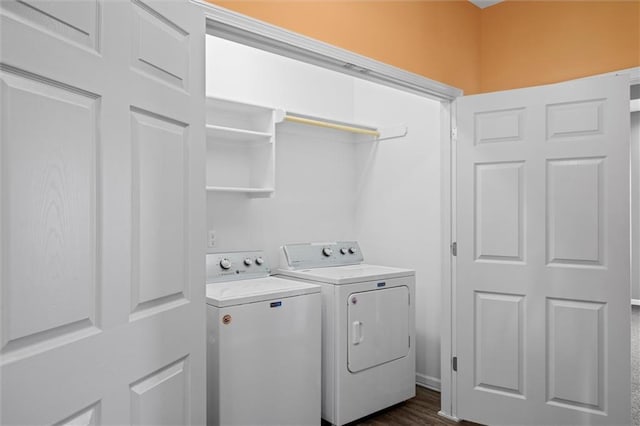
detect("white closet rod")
[283,114,381,137]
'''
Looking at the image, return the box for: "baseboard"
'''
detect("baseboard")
[415,373,441,392]
[632,299,640,306]
[418,375,460,422]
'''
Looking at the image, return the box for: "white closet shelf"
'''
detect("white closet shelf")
[206,186,275,197]
[206,95,276,114]
[206,124,273,143]
[205,96,278,196]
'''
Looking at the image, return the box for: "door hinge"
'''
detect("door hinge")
[451,127,458,140]
[451,242,457,256]
[452,356,458,372]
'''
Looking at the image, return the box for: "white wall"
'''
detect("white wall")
[205,37,355,122]
[206,36,359,267]
[632,111,640,302]
[353,81,442,389]
[206,36,443,387]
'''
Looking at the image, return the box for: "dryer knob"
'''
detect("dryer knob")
[348,247,357,255]
[219,258,232,270]
[322,247,333,257]
[255,257,265,266]
[243,258,252,266]
[340,248,348,255]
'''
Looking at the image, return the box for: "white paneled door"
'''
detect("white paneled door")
[0,1,206,424]
[456,75,630,425]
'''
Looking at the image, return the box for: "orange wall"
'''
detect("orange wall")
[208,0,639,94]
[480,0,640,93]
[210,1,481,94]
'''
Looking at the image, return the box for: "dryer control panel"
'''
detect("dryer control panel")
[206,251,270,283]
[281,241,364,270]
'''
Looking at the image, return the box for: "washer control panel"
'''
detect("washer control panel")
[281,241,363,270]
[206,251,270,283]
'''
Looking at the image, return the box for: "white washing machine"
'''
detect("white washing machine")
[206,251,321,426]
[277,242,416,426]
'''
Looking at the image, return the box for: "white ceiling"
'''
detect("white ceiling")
[468,0,504,9]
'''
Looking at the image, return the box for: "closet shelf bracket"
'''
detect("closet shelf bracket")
[377,125,408,141]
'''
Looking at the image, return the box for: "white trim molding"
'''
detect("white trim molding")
[416,373,442,392]
[614,67,640,85]
[584,66,640,86]
[440,101,456,420]
[192,0,462,101]
[468,0,504,9]
[632,299,640,306]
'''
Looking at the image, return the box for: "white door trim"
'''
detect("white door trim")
[583,66,640,85]
[438,100,458,420]
[191,0,462,101]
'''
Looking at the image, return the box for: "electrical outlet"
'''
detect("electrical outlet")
[208,230,216,248]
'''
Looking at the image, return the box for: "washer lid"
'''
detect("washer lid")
[206,276,320,307]
[276,264,414,285]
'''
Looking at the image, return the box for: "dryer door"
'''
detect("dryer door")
[347,286,410,373]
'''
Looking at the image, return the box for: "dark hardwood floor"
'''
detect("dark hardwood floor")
[349,386,482,426]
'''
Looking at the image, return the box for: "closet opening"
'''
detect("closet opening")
[196,0,461,420]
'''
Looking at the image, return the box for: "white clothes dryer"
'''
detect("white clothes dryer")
[277,242,416,426]
[206,251,321,426]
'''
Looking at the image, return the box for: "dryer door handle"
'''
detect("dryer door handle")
[352,321,364,345]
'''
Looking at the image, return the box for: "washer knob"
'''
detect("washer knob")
[322,247,333,257]
[243,258,252,266]
[348,247,357,254]
[255,257,264,265]
[340,248,348,255]
[219,258,232,270]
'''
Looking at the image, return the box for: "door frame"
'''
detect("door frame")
[629,75,640,307]
[445,66,640,422]
[192,1,461,101]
